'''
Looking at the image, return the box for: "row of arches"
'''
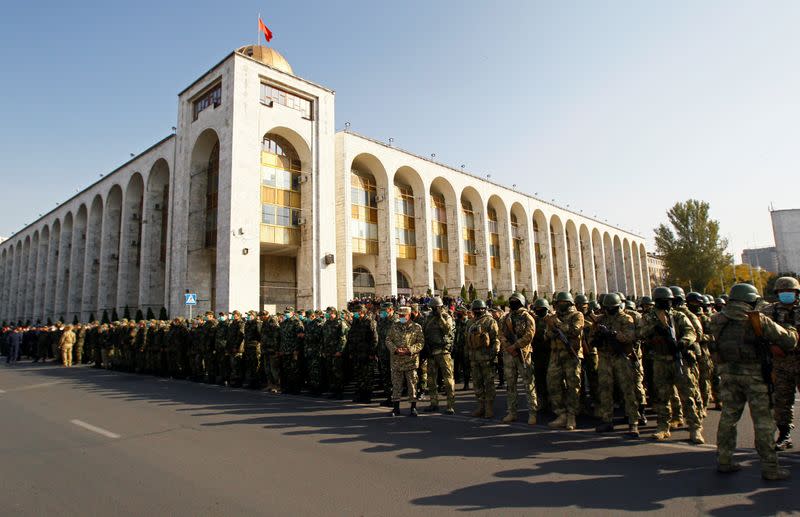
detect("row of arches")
[0,159,171,323]
[345,151,649,301]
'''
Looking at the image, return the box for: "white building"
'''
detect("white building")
[0,45,650,323]
[771,209,800,274]
[646,253,667,288]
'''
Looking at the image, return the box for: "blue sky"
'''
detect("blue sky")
[1,1,798,259]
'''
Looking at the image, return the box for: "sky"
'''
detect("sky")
[1,1,798,259]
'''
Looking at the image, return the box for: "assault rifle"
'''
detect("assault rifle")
[552,321,590,398]
[596,323,638,373]
[747,311,775,408]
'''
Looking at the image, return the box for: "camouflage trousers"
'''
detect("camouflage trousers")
[597,352,638,424]
[634,347,646,406]
[773,352,800,428]
[352,357,375,398]
[74,345,83,365]
[135,349,148,373]
[418,358,428,394]
[204,351,216,383]
[546,344,582,417]
[533,346,550,412]
[280,353,302,394]
[391,366,418,402]
[427,352,455,408]
[306,356,324,393]
[717,368,779,474]
[503,352,536,414]
[470,359,496,403]
[243,342,262,388]
[327,355,345,395]
[697,349,716,409]
[582,351,600,415]
[263,351,281,390]
[653,355,702,431]
[378,353,392,399]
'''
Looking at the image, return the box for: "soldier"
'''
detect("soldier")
[386,306,425,417]
[409,303,427,400]
[544,292,585,431]
[58,325,76,367]
[499,292,537,425]
[73,324,86,365]
[241,311,262,388]
[672,286,706,416]
[763,276,800,450]
[226,311,246,387]
[714,297,727,313]
[422,297,456,414]
[592,293,640,437]
[453,305,470,390]
[214,313,230,384]
[377,302,396,406]
[531,298,551,412]
[322,307,349,399]
[711,283,797,480]
[348,303,379,403]
[466,299,500,419]
[260,311,281,393]
[687,291,717,413]
[279,306,305,394]
[576,294,599,417]
[304,310,326,395]
[199,313,217,383]
[640,287,704,443]
[134,321,147,374]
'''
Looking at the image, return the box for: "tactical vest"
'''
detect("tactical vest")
[714,315,761,365]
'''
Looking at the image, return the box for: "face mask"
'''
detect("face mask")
[398,317,407,324]
[473,310,486,318]
[509,300,522,311]
[605,306,620,316]
[284,313,292,319]
[557,304,570,314]
[220,316,227,321]
[353,313,360,320]
[655,300,672,311]
[380,311,388,319]
[534,309,548,318]
[778,292,797,305]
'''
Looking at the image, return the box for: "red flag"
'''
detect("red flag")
[258,18,273,43]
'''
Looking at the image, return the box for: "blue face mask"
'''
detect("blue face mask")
[380,311,388,319]
[284,312,292,319]
[353,313,360,320]
[778,292,797,305]
[398,317,407,324]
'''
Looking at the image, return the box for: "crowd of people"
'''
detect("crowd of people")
[2,278,799,481]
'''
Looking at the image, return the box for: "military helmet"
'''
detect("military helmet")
[574,294,588,306]
[720,294,730,302]
[729,283,760,303]
[652,286,674,300]
[554,292,574,304]
[639,295,654,306]
[596,293,607,306]
[669,286,686,300]
[602,292,622,308]
[380,301,393,310]
[703,294,714,305]
[774,276,800,293]
[589,301,601,311]
[686,292,705,304]
[615,292,627,302]
[714,297,727,306]
[471,299,487,310]
[533,298,550,309]
[428,296,444,308]
[509,292,526,306]
[625,300,636,310]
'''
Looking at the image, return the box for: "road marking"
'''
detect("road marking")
[70,419,120,439]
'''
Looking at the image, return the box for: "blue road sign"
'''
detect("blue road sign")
[185,293,198,306]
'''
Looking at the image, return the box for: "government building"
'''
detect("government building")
[0,45,650,323]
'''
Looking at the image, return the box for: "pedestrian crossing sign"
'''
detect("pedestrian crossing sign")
[184,293,198,306]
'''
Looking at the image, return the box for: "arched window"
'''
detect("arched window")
[353,266,375,299]
[488,207,500,270]
[430,192,448,263]
[394,183,416,259]
[204,142,219,248]
[261,134,302,245]
[397,270,411,294]
[511,214,522,272]
[351,170,378,255]
[461,200,476,266]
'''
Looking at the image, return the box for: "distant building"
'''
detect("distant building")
[741,246,778,273]
[771,209,800,274]
[647,253,667,287]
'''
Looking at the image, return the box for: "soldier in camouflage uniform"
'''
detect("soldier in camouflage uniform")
[499,292,537,424]
[687,292,717,414]
[453,305,470,390]
[531,299,551,412]
[386,306,425,417]
[672,286,707,419]
[226,311,246,387]
[576,294,599,417]
[73,324,86,365]
[199,313,217,383]
[640,287,703,443]
[167,318,190,379]
[763,276,800,450]
[241,311,262,388]
[466,299,500,419]
[134,321,147,374]
[279,306,305,394]
[711,283,797,480]
[304,310,326,395]
[544,292,585,431]
[348,303,378,402]
[593,293,640,437]
[422,297,456,414]
[377,302,396,406]
[260,311,281,393]
[409,303,427,400]
[215,313,231,384]
[322,307,349,399]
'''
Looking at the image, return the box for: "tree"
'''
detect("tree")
[533,290,538,301]
[88,313,95,323]
[111,308,119,322]
[135,309,144,322]
[123,306,131,320]
[72,315,79,325]
[159,307,169,320]
[654,199,731,290]
[101,310,110,324]
[460,285,468,301]
[704,263,773,297]
[146,307,155,320]
[468,284,476,302]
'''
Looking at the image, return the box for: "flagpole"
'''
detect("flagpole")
[257,13,261,47]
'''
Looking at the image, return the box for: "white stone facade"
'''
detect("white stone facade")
[0,46,649,324]
[771,209,800,274]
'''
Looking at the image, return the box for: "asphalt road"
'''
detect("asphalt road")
[0,361,798,516]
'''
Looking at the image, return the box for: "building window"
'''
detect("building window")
[353,266,375,299]
[260,134,301,246]
[488,207,500,270]
[533,218,543,276]
[461,200,476,266]
[511,214,522,272]
[431,193,448,263]
[351,171,379,255]
[204,142,219,248]
[394,184,416,260]
[193,83,222,121]
[260,83,312,119]
[550,223,559,280]
[397,270,411,292]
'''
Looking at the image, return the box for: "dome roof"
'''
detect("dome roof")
[236,45,293,75]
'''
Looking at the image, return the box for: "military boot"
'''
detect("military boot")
[549,414,567,428]
[669,418,685,430]
[409,401,418,417]
[471,402,485,418]
[762,468,791,481]
[638,405,648,426]
[626,424,639,438]
[652,427,671,441]
[484,401,494,419]
[566,414,576,431]
[689,427,705,445]
[528,412,537,425]
[501,412,517,424]
[391,401,401,417]
[717,462,742,474]
[775,425,793,451]
[595,422,614,433]
[424,404,439,413]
